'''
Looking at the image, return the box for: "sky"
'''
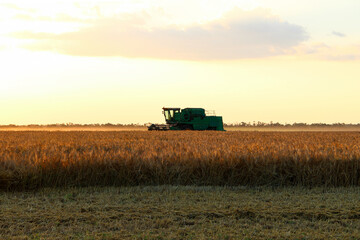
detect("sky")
[0,0,359,125]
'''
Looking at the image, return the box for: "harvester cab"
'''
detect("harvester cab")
[162,108,181,124]
[148,107,225,131]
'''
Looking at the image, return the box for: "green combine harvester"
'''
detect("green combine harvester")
[148,107,225,131]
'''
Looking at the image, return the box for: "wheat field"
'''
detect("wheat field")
[1,131,360,190]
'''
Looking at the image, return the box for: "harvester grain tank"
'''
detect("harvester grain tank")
[148,107,225,131]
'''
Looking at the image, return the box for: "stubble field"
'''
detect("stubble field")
[2,186,360,239]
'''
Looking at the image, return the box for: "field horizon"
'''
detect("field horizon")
[1,124,360,132]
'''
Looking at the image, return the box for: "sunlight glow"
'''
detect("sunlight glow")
[0,0,359,124]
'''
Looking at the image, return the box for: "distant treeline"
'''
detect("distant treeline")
[0,123,145,128]
[224,122,360,128]
[0,122,359,128]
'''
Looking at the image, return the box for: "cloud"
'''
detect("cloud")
[294,42,360,61]
[326,55,359,61]
[332,31,346,37]
[323,45,360,61]
[0,3,36,13]
[13,13,88,23]
[11,8,309,60]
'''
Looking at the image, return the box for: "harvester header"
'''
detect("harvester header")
[148,107,225,131]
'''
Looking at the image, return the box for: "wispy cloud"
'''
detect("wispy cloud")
[0,3,36,13]
[324,45,360,61]
[11,8,309,60]
[13,13,82,22]
[294,43,360,61]
[332,31,346,37]
[326,54,358,61]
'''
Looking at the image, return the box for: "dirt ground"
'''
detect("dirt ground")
[1,186,360,239]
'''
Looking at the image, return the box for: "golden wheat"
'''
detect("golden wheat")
[0,131,359,190]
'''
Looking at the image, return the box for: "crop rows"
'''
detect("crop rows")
[0,131,360,190]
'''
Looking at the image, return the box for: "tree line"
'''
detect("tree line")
[0,122,359,128]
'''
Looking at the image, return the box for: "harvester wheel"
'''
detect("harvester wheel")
[183,124,193,130]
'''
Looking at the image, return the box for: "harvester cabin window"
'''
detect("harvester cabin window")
[164,110,174,121]
[164,111,170,121]
[164,109,180,122]
[169,110,175,120]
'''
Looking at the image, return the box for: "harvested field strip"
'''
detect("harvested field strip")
[1,186,360,239]
[0,131,360,190]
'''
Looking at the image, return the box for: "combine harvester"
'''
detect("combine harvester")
[148,107,225,131]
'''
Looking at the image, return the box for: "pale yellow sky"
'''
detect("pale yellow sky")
[0,0,359,124]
